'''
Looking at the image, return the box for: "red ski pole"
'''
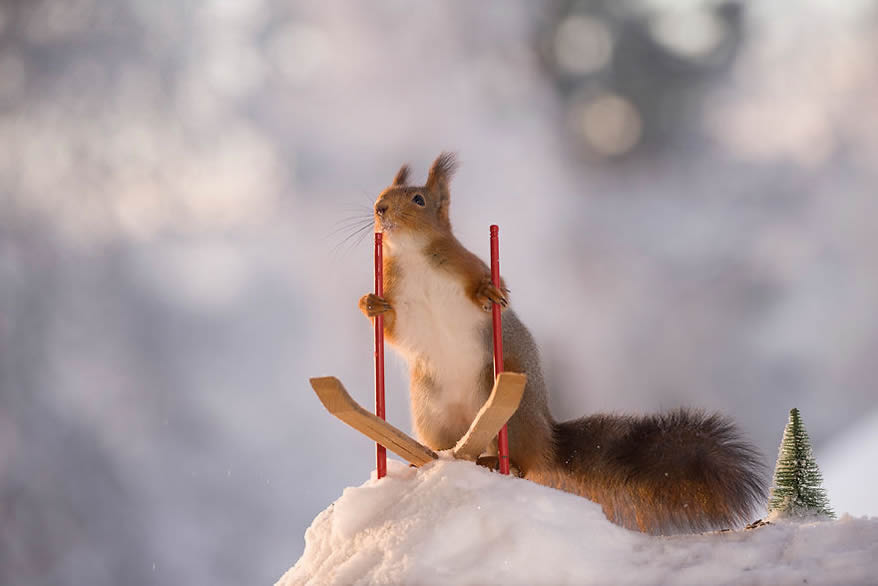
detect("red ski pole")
[374,232,387,479]
[490,225,510,475]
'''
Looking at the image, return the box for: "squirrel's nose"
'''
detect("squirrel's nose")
[375,203,388,216]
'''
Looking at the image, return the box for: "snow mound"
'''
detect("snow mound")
[278,459,878,585]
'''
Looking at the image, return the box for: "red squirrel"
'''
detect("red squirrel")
[359,153,766,534]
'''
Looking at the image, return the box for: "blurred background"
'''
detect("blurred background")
[2,0,877,584]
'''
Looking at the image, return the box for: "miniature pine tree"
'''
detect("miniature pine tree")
[769,408,834,518]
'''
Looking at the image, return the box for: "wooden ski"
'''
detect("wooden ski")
[310,372,527,468]
[452,372,527,461]
[311,376,437,466]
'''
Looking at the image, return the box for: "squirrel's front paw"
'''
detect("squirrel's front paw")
[359,293,392,318]
[474,278,509,312]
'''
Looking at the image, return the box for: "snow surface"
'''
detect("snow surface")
[278,458,878,586]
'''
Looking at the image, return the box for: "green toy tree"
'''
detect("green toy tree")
[769,408,834,518]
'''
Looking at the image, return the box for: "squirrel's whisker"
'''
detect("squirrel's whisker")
[331,221,376,254]
[328,218,374,237]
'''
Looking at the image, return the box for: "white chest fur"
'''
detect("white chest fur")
[386,236,489,422]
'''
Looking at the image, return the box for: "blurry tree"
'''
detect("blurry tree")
[540,0,743,158]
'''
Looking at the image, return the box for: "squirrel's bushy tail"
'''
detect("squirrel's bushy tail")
[530,409,767,534]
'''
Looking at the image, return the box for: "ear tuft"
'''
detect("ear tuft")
[426,152,457,227]
[426,152,458,190]
[392,164,410,186]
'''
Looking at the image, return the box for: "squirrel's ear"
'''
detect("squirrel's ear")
[392,164,410,186]
[426,152,457,190]
[426,152,457,224]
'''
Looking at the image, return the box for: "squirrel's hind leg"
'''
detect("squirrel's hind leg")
[475,455,523,477]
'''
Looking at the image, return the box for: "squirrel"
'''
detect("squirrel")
[358,153,766,534]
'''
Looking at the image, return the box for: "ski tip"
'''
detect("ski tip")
[493,372,527,405]
[310,376,353,413]
[310,376,341,387]
[497,372,527,385]
[310,376,343,395]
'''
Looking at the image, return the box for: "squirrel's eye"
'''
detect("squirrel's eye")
[411,194,426,207]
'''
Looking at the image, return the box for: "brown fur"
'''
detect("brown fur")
[533,411,766,534]
[424,235,508,311]
[426,152,457,226]
[358,153,767,535]
[392,164,410,186]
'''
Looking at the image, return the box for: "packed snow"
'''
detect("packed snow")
[278,458,877,585]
